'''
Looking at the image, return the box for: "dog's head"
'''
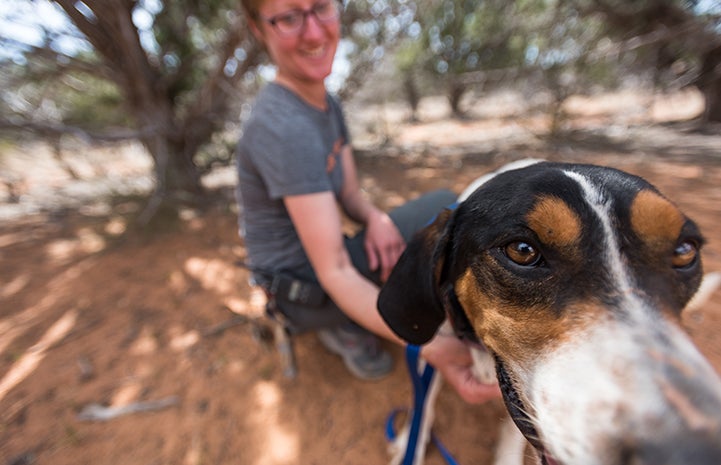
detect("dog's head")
[379,161,721,465]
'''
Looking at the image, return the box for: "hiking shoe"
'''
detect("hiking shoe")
[318,325,393,380]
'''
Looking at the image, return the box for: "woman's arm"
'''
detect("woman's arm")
[284,191,402,342]
[336,146,405,281]
[284,181,501,404]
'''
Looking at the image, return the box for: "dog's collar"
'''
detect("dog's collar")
[442,284,482,346]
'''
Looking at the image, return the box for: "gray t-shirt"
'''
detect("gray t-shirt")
[236,83,349,275]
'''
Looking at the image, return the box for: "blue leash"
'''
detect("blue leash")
[385,345,460,465]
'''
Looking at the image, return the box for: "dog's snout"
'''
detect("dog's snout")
[527,314,721,465]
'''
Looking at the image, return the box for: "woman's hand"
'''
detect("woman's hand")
[421,333,503,404]
[364,210,405,282]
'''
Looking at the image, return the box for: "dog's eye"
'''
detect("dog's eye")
[672,240,698,269]
[505,241,541,266]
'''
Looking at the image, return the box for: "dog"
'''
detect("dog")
[379,160,721,465]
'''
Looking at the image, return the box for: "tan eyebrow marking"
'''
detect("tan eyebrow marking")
[454,268,588,363]
[526,196,582,248]
[630,190,685,245]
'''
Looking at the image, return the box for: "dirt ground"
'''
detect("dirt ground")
[2,90,721,465]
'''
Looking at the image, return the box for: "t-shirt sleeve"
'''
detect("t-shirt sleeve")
[243,105,332,200]
[329,95,351,146]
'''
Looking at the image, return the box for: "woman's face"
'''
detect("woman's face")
[254,0,340,87]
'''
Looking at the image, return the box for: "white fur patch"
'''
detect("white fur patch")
[458,158,544,202]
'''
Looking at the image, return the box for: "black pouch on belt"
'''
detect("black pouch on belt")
[270,273,328,308]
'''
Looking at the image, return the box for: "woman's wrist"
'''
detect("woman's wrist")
[364,206,385,226]
[418,334,503,404]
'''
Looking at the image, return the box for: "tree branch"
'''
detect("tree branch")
[180,16,263,155]
[0,117,159,142]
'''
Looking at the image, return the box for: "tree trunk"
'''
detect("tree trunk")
[698,45,721,123]
[54,0,216,201]
[448,79,467,119]
[135,108,204,199]
[702,81,721,123]
[403,73,420,122]
[143,134,204,198]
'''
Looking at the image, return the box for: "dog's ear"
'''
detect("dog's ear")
[378,208,455,345]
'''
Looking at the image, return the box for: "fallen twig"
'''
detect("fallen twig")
[201,314,250,338]
[77,396,179,422]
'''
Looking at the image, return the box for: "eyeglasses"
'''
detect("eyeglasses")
[260,0,340,36]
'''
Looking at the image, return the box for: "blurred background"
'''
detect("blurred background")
[1,0,720,215]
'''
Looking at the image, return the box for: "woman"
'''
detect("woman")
[237,0,500,403]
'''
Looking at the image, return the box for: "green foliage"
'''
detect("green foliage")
[62,76,130,128]
[2,58,128,130]
[411,0,534,75]
[150,0,248,100]
[392,0,548,115]
[390,0,719,119]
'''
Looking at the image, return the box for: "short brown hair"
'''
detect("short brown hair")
[241,0,264,20]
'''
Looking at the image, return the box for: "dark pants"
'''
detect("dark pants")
[275,189,457,333]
